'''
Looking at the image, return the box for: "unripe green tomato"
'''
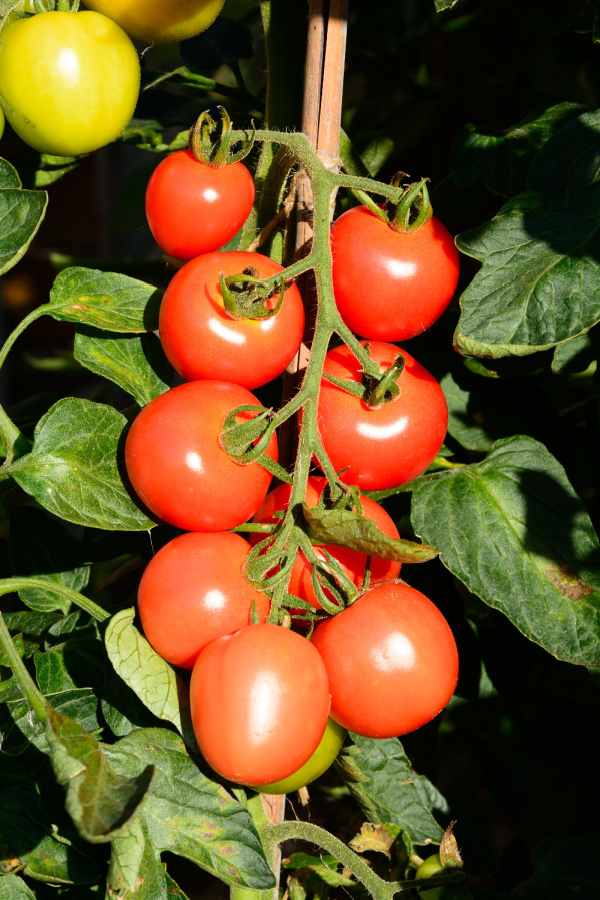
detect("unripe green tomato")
[83,0,225,45]
[415,854,444,900]
[0,11,140,156]
[248,718,346,795]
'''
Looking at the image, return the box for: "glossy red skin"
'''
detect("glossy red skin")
[316,342,447,491]
[159,251,305,390]
[125,381,277,532]
[190,623,331,785]
[310,581,459,738]
[331,207,460,341]
[138,532,270,669]
[145,150,255,260]
[250,477,401,610]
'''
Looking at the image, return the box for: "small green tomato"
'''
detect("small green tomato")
[415,854,444,900]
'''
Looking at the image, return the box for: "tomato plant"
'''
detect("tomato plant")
[414,854,444,900]
[311,581,459,738]
[0,10,140,156]
[145,151,255,260]
[189,623,331,785]
[249,717,346,795]
[250,476,401,609]
[137,531,270,669]
[316,341,448,490]
[331,206,460,341]
[125,380,278,532]
[158,251,305,388]
[84,0,225,45]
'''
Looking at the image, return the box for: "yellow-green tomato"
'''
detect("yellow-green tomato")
[0,11,140,156]
[0,107,4,142]
[83,0,225,45]
[415,854,444,900]
[249,718,346,795]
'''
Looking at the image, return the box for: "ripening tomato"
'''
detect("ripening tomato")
[249,718,346,795]
[415,854,444,900]
[250,477,401,610]
[159,252,305,389]
[125,381,277,533]
[316,342,447,491]
[137,532,270,669]
[145,151,255,260]
[190,624,331,785]
[0,11,140,156]
[311,581,458,738]
[331,206,459,341]
[84,0,224,45]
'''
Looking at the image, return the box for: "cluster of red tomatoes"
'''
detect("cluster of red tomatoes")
[124,146,460,791]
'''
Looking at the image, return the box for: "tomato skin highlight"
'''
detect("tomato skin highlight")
[331,206,459,341]
[159,252,305,389]
[316,342,448,491]
[310,581,458,738]
[0,12,140,157]
[145,151,255,260]
[250,477,401,610]
[249,718,346,794]
[137,532,270,669]
[190,624,331,785]
[124,381,277,533]
[84,0,225,45]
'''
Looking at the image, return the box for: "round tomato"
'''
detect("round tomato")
[190,624,331,785]
[415,854,444,900]
[249,718,346,795]
[0,107,4,142]
[250,477,401,610]
[316,342,447,491]
[146,152,255,260]
[125,381,277,533]
[159,252,305,389]
[331,206,459,341]
[310,581,458,738]
[0,11,140,156]
[84,0,224,45]
[137,532,270,669]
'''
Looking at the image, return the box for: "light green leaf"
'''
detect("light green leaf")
[0,157,48,275]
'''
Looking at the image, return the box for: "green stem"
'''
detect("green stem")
[0,577,110,623]
[0,307,45,374]
[0,403,29,466]
[0,611,47,724]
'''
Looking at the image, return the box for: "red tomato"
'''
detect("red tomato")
[250,477,401,610]
[125,381,277,532]
[310,581,458,738]
[137,532,270,669]
[159,251,305,390]
[331,206,459,341]
[145,150,255,260]
[190,624,331,784]
[316,342,447,491]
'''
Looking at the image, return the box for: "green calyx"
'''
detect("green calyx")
[188,107,256,167]
[324,350,406,409]
[388,176,433,233]
[219,268,288,320]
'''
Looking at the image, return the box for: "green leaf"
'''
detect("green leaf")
[551,330,597,373]
[34,629,106,694]
[42,267,162,332]
[74,327,173,407]
[527,108,600,197]
[512,834,600,899]
[105,609,195,747]
[0,874,37,900]
[0,157,48,275]
[441,372,495,452]
[454,188,600,358]
[411,435,600,666]
[0,785,100,884]
[34,154,82,188]
[451,104,586,197]
[336,734,444,845]
[8,398,156,530]
[0,688,100,756]
[101,668,164,739]
[105,729,276,890]
[434,0,460,10]
[8,507,90,614]
[107,816,168,900]
[46,704,156,844]
[302,504,438,563]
